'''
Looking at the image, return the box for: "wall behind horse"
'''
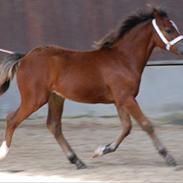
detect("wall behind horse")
[0,1,183,119]
[0,0,182,59]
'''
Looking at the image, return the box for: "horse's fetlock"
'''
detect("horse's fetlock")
[159,148,168,156]
[103,144,116,154]
[68,153,78,164]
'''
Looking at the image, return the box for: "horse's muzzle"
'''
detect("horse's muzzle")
[174,41,183,56]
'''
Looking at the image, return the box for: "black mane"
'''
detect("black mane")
[94,9,168,49]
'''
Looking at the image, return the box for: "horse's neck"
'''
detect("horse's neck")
[114,22,154,73]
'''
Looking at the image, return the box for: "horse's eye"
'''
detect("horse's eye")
[165,28,173,34]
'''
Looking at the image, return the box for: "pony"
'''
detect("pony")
[0,9,183,169]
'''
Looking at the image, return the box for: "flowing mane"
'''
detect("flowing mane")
[94,9,168,49]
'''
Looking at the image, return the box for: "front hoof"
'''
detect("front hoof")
[165,154,177,167]
[76,160,87,169]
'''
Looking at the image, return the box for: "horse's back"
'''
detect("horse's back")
[16,46,113,103]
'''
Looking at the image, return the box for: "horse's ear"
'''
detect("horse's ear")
[153,8,161,20]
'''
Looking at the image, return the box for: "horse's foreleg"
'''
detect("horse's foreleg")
[93,106,132,158]
[123,96,177,166]
[46,93,86,169]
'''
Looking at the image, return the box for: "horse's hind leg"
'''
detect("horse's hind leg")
[46,93,86,169]
[123,97,176,166]
[0,97,47,160]
[93,107,132,157]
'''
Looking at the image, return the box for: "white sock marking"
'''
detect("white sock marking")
[0,141,9,160]
[94,146,105,157]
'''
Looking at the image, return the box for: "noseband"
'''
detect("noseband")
[152,19,183,50]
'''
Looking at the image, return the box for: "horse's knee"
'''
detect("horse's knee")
[141,121,154,133]
[47,120,61,137]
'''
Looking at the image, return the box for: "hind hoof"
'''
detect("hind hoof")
[76,160,87,169]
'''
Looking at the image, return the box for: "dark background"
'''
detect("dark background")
[0,0,183,60]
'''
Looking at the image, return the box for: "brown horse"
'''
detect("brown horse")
[0,9,183,169]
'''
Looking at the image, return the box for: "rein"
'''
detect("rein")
[152,19,183,50]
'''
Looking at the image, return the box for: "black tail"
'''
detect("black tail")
[0,53,25,95]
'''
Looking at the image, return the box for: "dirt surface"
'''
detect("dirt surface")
[0,117,183,182]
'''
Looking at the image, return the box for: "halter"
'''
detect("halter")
[152,19,183,50]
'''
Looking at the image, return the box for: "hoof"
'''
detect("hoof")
[93,146,105,158]
[67,153,87,169]
[0,141,9,160]
[76,160,87,169]
[165,154,177,167]
[93,144,114,158]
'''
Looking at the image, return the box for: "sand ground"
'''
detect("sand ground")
[0,117,183,182]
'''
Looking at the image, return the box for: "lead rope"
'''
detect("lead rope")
[0,48,14,54]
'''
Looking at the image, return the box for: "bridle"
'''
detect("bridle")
[152,19,183,50]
